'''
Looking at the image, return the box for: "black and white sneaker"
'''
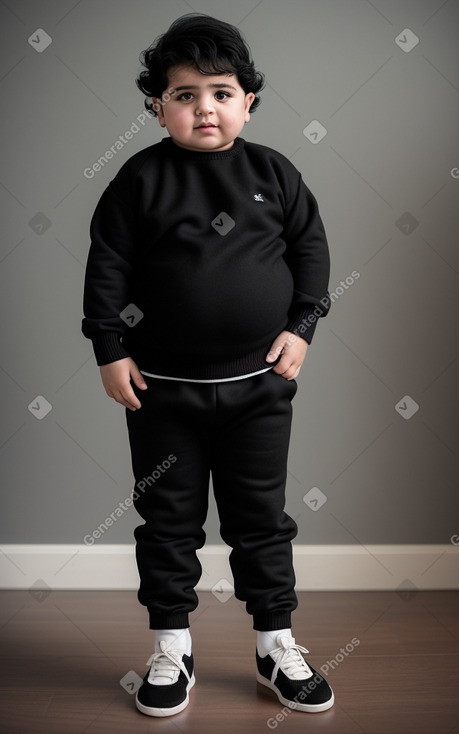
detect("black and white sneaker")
[135,640,195,717]
[256,634,334,713]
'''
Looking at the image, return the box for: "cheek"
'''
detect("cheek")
[226,106,247,125]
[219,105,237,120]
[163,106,190,129]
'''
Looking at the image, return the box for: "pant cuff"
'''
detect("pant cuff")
[148,611,190,630]
[252,612,292,631]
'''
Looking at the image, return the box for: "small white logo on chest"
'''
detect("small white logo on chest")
[253,193,264,202]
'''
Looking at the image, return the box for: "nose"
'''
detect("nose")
[195,94,214,116]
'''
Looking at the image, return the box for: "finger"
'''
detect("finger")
[272,355,291,375]
[266,337,286,363]
[130,364,148,390]
[111,385,142,411]
[276,355,302,380]
[288,367,301,380]
[122,385,142,410]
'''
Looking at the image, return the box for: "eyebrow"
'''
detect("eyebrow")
[171,83,238,92]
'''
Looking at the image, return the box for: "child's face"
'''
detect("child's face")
[153,64,255,152]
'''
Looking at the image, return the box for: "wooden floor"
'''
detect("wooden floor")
[0,590,458,733]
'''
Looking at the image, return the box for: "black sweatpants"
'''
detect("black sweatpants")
[126,368,298,632]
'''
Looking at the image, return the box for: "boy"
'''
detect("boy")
[82,14,333,717]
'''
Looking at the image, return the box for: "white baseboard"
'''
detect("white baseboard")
[1,544,458,592]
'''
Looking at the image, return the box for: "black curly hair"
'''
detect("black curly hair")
[136,14,264,116]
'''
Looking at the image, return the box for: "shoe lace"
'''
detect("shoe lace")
[270,635,313,682]
[146,640,191,683]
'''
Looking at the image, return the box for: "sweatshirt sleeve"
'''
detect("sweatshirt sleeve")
[81,179,138,365]
[282,172,331,344]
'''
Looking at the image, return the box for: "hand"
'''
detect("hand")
[266,330,308,380]
[99,357,148,411]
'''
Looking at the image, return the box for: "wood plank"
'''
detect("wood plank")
[0,591,458,733]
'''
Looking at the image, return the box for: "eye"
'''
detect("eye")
[176,92,194,102]
[215,91,231,101]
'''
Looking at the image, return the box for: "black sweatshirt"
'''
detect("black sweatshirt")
[82,137,330,380]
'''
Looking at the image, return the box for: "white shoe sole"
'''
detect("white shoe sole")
[256,671,334,713]
[135,673,196,717]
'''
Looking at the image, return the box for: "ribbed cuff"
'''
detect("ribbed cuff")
[286,306,320,344]
[253,612,293,631]
[91,332,130,365]
[148,611,190,630]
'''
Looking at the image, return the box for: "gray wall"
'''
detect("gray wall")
[1,0,458,547]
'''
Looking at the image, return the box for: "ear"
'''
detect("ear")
[153,98,167,127]
[244,92,256,122]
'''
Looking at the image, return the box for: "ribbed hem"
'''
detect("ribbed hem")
[91,332,130,365]
[253,612,293,631]
[127,342,277,381]
[148,611,190,630]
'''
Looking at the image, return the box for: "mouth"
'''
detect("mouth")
[195,123,217,129]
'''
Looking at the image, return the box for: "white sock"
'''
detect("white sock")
[154,628,192,656]
[257,628,292,657]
